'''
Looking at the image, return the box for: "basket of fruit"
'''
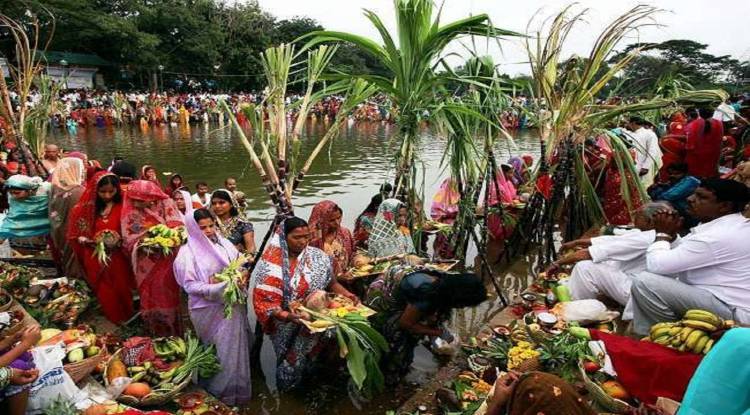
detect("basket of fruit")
[104,334,220,407]
[506,341,541,373]
[579,361,633,414]
[55,328,107,383]
[293,290,376,333]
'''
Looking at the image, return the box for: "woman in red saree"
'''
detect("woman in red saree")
[122,180,184,336]
[685,108,723,179]
[658,122,687,183]
[67,172,136,324]
[307,200,354,279]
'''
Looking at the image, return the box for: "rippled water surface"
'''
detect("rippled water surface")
[49,120,541,414]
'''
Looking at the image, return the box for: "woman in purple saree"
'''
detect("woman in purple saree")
[172,190,251,405]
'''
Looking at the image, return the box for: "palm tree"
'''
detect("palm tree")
[301,0,520,202]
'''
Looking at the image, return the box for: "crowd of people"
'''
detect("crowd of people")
[0,145,491,409]
[0,92,748,412]
[0,89,399,135]
[551,98,750,343]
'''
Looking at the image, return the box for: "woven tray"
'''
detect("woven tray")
[0,289,14,312]
[64,345,107,384]
[578,363,633,414]
[104,348,191,407]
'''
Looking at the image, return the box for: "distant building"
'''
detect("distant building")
[35,51,111,89]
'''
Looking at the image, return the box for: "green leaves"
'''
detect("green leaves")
[302,307,387,395]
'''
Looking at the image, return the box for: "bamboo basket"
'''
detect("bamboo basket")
[0,289,14,312]
[513,356,541,373]
[1,301,38,337]
[578,363,633,414]
[104,348,191,407]
[64,346,107,384]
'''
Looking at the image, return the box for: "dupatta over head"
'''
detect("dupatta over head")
[67,172,118,241]
[367,198,415,258]
[121,180,181,253]
[308,200,353,276]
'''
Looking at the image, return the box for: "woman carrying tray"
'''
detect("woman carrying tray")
[252,216,357,391]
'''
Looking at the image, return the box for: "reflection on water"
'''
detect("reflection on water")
[48,121,541,414]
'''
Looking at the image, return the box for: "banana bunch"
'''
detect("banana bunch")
[140,225,187,256]
[126,361,178,388]
[647,310,734,354]
[153,337,187,361]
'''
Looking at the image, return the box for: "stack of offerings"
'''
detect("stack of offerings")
[646,309,734,354]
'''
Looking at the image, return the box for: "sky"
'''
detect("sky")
[254,0,750,76]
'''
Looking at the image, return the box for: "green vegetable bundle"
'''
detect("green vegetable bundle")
[139,224,187,256]
[302,306,388,395]
[173,332,222,384]
[92,229,120,265]
[213,256,248,319]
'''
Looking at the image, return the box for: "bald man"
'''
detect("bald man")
[42,144,60,173]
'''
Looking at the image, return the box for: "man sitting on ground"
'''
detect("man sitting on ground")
[553,202,672,320]
[630,179,750,335]
[648,162,700,220]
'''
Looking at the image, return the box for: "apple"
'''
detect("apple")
[601,380,630,401]
[583,360,601,373]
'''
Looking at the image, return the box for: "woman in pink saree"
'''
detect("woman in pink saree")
[121,180,184,336]
[430,178,460,259]
[486,164,518,240]
[173,193,251,405]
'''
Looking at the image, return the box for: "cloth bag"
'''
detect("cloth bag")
[27,344,87,414]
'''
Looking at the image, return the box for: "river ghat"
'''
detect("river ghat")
[47,121,542,414]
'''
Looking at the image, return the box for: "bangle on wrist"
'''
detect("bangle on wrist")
[656,232,674,240]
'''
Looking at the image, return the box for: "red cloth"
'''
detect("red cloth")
[68,172,136,324]
[659,135,686,182]
[685,118,723,178]
[590,330,703,405]
[122,180,184,336]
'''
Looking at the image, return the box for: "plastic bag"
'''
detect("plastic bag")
[430,328,460,356]
[27,344,87,414]
[562,299,613,323]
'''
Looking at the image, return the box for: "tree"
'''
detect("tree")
[612,39,739,94]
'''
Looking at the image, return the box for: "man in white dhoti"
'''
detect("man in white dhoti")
[552,202,673,320]
[631,179,750,335]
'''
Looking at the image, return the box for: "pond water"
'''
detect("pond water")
[48,121,541,414]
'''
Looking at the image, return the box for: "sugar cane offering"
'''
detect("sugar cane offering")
[92,229,121,265]
[213,256,248,319]
[139,224,188,256]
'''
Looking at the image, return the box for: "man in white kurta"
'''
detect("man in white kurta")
[630,179,750,335]
[556,203,670,320]
[624,117,662,188]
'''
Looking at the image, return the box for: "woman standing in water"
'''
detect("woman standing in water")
[252,217,358,391]
[68,172,136,324]
[173,199,251,405]
[367,199,416,258]
[122,180,184,336]
[308,200,354,279]
[210,189,255,254]
[48,157,86,278]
